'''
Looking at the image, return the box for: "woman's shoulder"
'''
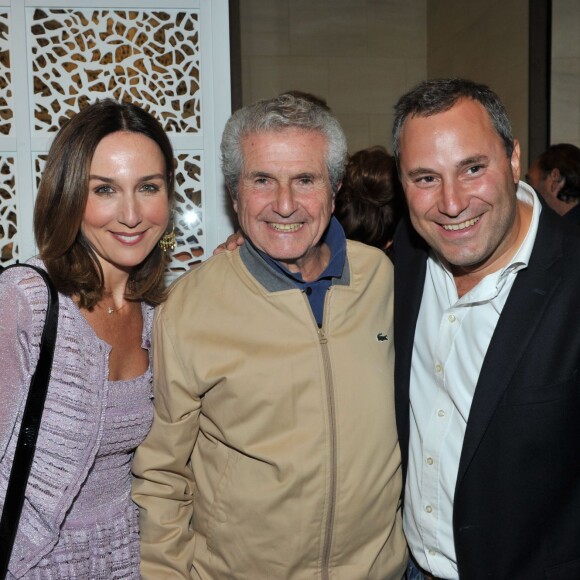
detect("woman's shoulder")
[142,301,155,341]
[0,259,51,320]
[0,257,49,290]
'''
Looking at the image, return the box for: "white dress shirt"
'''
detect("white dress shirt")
[404,183,541,578]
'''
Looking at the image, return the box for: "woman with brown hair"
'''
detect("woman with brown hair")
[0,99,175,578]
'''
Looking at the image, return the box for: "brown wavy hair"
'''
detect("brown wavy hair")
[34,99,175,309]
[334,146,405,251]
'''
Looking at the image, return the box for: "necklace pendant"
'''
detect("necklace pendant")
[107,306,115,315]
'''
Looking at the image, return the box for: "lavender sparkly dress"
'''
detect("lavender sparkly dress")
[0,260,153,579]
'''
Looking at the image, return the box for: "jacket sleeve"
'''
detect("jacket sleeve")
[0,273,36,461]
[132,303,201,578]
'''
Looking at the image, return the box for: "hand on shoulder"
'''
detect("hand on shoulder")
[213,230,245,255]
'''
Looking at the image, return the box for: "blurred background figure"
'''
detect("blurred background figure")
[279,90,331,111]
[334,145,405,254]
[527,143,580,224]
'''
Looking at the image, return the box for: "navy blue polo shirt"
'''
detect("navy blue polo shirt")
[257,217,347,327]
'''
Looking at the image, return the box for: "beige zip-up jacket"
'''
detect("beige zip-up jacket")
[132,240,406,579]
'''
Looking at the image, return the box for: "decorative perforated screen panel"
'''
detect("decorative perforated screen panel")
[29,8,201,134]
[0,1,231,277]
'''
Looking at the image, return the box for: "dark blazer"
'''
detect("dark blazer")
[393,208,580,579]
[564,202,580,226]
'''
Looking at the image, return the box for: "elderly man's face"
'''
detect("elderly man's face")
[398,98,524,281]
[234,128,335,277]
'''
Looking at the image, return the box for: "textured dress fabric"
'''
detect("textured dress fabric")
[0,259,154,579]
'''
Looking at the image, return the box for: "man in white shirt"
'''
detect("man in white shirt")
[392,78,580,579]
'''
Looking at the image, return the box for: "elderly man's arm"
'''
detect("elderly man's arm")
[132,306,201,578]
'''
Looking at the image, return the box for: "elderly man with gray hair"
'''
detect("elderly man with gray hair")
[132,94,407,579]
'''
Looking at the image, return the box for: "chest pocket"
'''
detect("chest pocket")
[501,369,578,406]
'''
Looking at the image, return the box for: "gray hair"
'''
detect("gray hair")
[220,94,348,199]
[392,78,515,165]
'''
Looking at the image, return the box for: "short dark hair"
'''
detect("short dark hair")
[334,146,405,251]
[34,98,175,308]
[533,143,580,201]
[392,78,515,163]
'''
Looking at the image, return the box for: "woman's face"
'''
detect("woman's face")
[81,131,170,279]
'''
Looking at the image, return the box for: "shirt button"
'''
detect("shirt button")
[435,363,443,373]
[426,457,434,465]
[305,287,313,296]
[437,409,445,418]
[448,314,456,323]
[428,549,437,556]
[425,505,433,513]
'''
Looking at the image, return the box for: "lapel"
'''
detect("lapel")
[455,210,564,488]
[393,218,429,469]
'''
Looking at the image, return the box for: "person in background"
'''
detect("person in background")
[392,78,580,579]
[280,89,331,111]
[526,142,580,224]
[0,98,175,578]
[334,145,405,254]
[133,93,407,579]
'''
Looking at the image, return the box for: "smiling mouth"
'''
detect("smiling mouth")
[269,223,303,232]
[442,217,480,231]
[112,232,146,244]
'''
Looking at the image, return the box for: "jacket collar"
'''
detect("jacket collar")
[239,233,351,293]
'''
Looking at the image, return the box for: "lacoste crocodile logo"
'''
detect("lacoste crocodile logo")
[376,333,389,342]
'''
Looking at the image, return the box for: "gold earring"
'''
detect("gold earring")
[159,222,176,252]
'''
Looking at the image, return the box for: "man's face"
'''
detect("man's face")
[233,128,335,276]
[526,162,549,197]
[526,162,567,215]
[398,98,522,278]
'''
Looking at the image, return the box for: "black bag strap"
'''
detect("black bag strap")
[0,264,59,578]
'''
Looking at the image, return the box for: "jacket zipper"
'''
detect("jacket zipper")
[318,325,337,580]
[305,286,336,580]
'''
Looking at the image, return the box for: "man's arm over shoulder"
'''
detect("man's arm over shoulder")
[132,303,201,578]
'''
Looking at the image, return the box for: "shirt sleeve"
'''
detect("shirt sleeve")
[132,303,201,578]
